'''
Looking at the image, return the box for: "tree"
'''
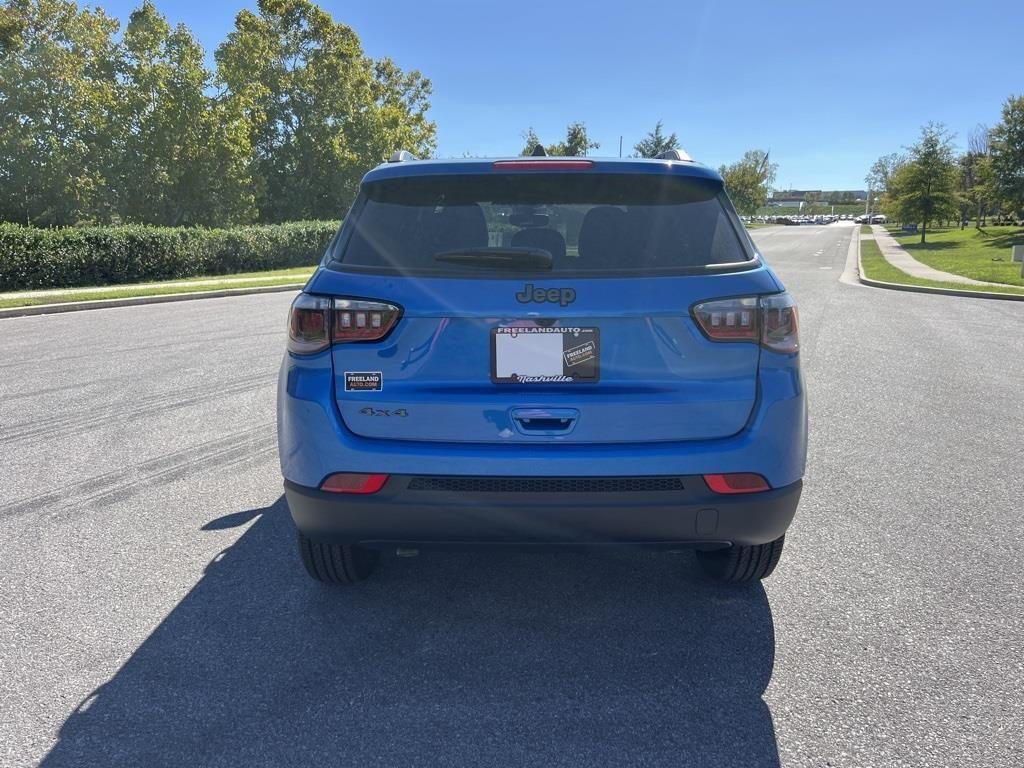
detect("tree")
[0,0,121,225]
[519,122,599,157]
[633,120,680,158]
[520,127,543,156]
[957,125,994,228]
[891,123,959,243]
[117,1,255,226]
[990,94,1024,217]
[719,149,777,215]
[561,121,599,156]
[865,152,906,199]
[215,0,436,222]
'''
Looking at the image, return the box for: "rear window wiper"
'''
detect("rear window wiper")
[433,247,553,271]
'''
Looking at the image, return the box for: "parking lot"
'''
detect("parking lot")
[2,222,1022,767]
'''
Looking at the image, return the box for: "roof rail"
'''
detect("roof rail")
[387,150,417,163]
[654,148,693,162]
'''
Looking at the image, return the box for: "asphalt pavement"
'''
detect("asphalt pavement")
[1,223,1022,767]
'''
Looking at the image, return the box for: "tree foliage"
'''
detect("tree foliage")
[216,0,435,222]
[0,0,121,225]
[889,123,959,243]
[520,122,599,157]
[990,94,1024,216]
[719,149,777,215]
[117,1,255,225]
[0,0,436,226]
[633,120,680,158]
[865,152,906,197]
[957,126,994,228]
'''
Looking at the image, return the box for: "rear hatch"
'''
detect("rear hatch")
[311,161,779,444]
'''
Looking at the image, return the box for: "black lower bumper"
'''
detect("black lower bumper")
[284,475,801,549]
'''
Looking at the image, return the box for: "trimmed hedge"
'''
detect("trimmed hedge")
[0,221,339,292]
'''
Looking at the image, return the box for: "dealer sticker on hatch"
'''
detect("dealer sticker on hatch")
[344,371,383,391]
[491,326,600,383]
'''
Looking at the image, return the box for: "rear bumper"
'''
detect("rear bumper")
[284,475,802,548]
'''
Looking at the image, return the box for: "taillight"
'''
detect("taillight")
[703,473,771,494]
[691,297,759,341]
[320,473,389,494]
[287,294,331,354]
[691,292,799,354]
[287,294,401,355]
[332,299,402,342]
[759,293,799,354]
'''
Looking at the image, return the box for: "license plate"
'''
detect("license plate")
[491,325,600,383]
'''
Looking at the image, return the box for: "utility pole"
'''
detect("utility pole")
[618,136,623,158]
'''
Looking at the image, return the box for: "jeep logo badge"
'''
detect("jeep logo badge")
[515,284,576,307]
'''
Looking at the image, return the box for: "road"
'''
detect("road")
[1,223,1022,767]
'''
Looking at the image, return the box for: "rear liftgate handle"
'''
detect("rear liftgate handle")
[510,408,579,436]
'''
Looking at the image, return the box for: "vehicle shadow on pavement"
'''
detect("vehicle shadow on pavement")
[41,497,780,768]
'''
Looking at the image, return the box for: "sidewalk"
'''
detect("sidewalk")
[0,272,306,301]
[869,225,1010,287]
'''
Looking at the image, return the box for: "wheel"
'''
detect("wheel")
[297,531,378,584]
[696,536,785,583]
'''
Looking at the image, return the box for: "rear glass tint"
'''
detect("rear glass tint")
[331,173,753,276]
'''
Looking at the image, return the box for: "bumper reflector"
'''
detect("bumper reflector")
[320,473,389,494]
[703,473,771,494]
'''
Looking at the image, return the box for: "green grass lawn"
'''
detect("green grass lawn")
[861,224,872,235]
[0,265,314,309]
[887,226,1024,287]
[860,237,1024,296]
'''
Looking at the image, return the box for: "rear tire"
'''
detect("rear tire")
[297,531,378,584]
[696,536,785,583]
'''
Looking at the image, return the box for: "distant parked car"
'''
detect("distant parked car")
[870,214,887,224]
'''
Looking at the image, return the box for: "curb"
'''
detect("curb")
[856,236,1024,302]
[0,282,304,319]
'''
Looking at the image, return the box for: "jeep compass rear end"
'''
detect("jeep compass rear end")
[277,151,806,585]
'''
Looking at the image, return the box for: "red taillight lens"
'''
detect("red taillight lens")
[332,299,402,343]
[760,293,799,354]
[691,297,759,341]
[287,293,332,354]
[691,293,799,354]
[491,160,594,171]
[703,473,771,494]
[320,473,389,494]
[287,294,401,354]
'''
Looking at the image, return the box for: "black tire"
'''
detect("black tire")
[696,536,785,583]
[297,531,378,584]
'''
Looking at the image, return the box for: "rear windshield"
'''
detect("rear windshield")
[330,173,754,277]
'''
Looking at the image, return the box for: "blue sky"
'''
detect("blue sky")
[96,0,1023,190]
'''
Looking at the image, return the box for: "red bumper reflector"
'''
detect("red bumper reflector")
[320,473,389,494]
[703,473,771,494]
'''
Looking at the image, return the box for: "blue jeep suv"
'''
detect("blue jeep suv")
[277,149,806,585]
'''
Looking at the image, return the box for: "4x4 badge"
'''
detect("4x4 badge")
[515,284,576,307]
